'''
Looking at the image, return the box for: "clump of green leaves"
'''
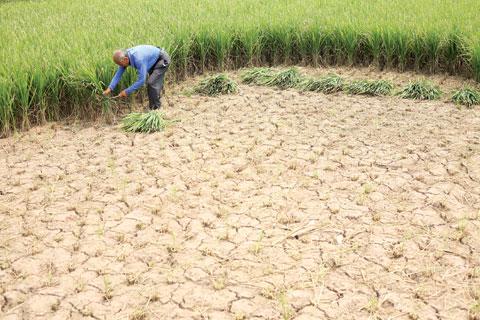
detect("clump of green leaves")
[241,67,274,85]
[451,87,480,107]
[193,74,238,96]
[397,80,442,100]
[262,68,302,89]
[121,110,179,133]
[345,79,393,96]
[298,74,344,94]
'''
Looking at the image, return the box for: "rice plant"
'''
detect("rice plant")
[397,80,442,100]
[345,79,394,96]
[298,74,344,94]
[261,68,302,89]
[451,87,480,107]
[121,111,179,133]
[240,67,274,85]
[193,74,238,96]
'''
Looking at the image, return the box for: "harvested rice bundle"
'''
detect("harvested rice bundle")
[240,67,275,85]
[345,79,393,96]
[299,74,344,94]
[121,110,179,133]
[451,87,480,107]
[193,74,238,96]
[261,68,302,89]
[397,80,442,100]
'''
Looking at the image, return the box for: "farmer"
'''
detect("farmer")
[103,45,170,110]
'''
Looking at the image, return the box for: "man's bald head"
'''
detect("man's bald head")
[113,49,129,67]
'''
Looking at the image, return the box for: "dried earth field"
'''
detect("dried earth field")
[1,68,480,320]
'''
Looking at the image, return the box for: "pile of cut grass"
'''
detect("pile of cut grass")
[451,87,480,107]
[298,74,344,94]
[121,110,179,133]
[241,67,301,89]
[345,79,394,96]
[262,68,302,89]
[397,80,442,100]
[240,67,274,85]
[193,74,238,96]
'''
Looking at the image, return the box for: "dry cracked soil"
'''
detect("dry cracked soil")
[1,68,480,320]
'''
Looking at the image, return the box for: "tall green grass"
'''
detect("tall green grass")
[1,0,480,135]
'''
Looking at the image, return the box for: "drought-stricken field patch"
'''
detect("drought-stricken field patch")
[0,70,479,319]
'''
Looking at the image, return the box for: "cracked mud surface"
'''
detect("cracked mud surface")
[1,70,480,319]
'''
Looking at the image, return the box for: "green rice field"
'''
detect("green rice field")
[1,0,480,135]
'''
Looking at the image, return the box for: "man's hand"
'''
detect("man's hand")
[116,90,128,98]
[102,88,112,96]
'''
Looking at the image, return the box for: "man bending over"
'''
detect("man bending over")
[103,45,170,109]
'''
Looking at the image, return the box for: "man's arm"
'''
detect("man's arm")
[108,66,126,91]
[125,63,147,95]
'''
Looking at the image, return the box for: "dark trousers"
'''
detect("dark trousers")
[147,50,170,110]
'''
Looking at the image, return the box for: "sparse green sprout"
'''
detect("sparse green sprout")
[261,286,278,300]
[235,313,246,320]
[212,276,226,290]
[454,218,469,241]
[397,80,442,100]
[470,300,480,319]
[74,278,85,293]
[468,266,480,279]
[365,296,379,314]
[278,291,295,320]
[193,74,238,96]
[298,74,344,94]
[102,276,113,301]
[121,110,179,133]
[249,231,265,255]
[451,87,480,107]
[345,79,393,96]
[362,183,374,194]
[457,219,468,232]
[129,307,147,320]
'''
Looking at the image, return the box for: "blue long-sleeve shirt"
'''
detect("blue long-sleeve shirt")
[108,45,161,95]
